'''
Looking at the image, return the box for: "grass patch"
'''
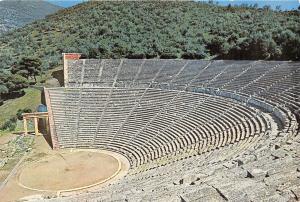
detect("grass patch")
[0,88,41,128]
[0,65,62,133]
[0,130,12,136]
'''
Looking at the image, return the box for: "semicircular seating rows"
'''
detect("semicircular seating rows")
[46,60,299,165]
[44,59,300,201]
[47,87,268,167]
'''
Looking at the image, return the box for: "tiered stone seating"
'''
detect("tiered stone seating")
[46,85,269,167]
[49,59,300,157]
[44,59,300,202]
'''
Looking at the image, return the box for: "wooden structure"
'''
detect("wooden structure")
[22,112,49,135]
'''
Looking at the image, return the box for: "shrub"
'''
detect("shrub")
[16,108,32,120]
[1,117,17,131]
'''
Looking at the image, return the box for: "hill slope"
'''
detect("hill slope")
[0,0,61,35]
[0,1,299,72]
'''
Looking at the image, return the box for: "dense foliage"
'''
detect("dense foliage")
[0,117,17,131]
[0,1,299,100]
[0,57,41,102]
[16,108,32,120]
[11,57,42,82]
[0,71,28,101]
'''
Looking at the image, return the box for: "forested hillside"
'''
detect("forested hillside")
[0,1,299,102]
[0,0,61,35]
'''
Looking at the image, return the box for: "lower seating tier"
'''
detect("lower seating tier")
[46,87,270,167]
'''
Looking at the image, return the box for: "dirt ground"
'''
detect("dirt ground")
[19,151,120,191]
[0,134,15,145]
[0,135,130,202]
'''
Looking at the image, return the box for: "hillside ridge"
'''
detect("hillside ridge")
[0,0,61,35]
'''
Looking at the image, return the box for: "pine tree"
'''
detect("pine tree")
[11,57,42,82]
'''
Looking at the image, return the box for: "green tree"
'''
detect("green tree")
[11,57,42,82]
[277,30,300,60]
[0,85,9,95]
[17,108,32,120]
[0,72,29,100]
[1,117,17,131]
[8,74,28,92]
